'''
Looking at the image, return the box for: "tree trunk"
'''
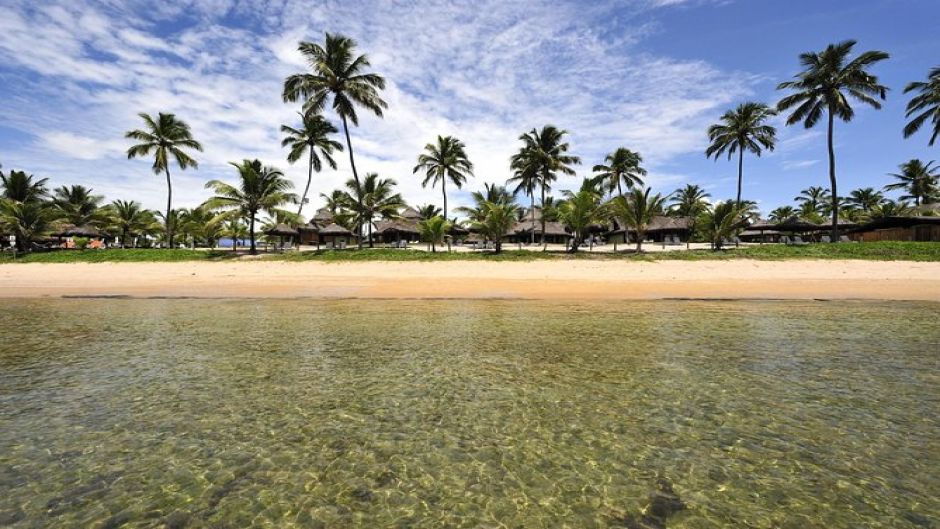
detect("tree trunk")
[442,178,447,221]
[529,193,535,245]
[249,213,257,255]
[736,148,744,205]
[121,228,128,249]
[568,235,580,254]
[827,106,839,242]
[340,114,364,249]
[297,149,314,218]
[368,220,373,248]
[164,166,174,247]
[617,176,623,198]
[540,184,547,250]
[636,229,643,252]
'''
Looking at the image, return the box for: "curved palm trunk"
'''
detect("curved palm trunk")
[164,166,174,247]
[249,213,257,255]
[736,148,744,205]
[297,149,314,218]
[340,114,364,249]
[827,107,839,243]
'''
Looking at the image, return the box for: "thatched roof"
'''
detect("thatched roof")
[915,202,940,215]
[312,208,334,223]
[52,224,103,238]
[775,216,822,232]
[511,220,569,237]
[852,215,940,231]
[264,223,299,237]
[318,223,353,236]
[748,218,778,230]
[400,206,422,220]
[374,219,420,234]
[608,215,692,234]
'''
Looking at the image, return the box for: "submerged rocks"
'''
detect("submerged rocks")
[614,478,686,529]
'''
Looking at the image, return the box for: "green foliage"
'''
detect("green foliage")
[280,111,343,218]
[607,187,667,251]
[340,172,404,247]
[592,147,646,197]
[418,215,451,252]
[885,159,939,206]
[469,200,518,253]
[556,183,603,252]
[903,66,940,146]
[697,200,750,250]
[705,102,777,203]
[413,135,473,219]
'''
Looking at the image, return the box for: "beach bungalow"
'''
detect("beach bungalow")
[372,206,422,245]
[850,216,940,242]
[508,207,571,244]
[739,219,782,243]
[264,223,299,249]
[318,223,357,248]
[606,216,692,245]
[297,207,337,245]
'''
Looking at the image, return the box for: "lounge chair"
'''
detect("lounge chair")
[820,235,831,243]
[840,235,853,243]
[325,241,334,249]
[792,236,807,245]
[780,236,791,245]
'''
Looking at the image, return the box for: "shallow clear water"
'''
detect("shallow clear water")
[0,299,937,528]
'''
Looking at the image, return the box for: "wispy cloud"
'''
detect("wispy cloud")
[0,0,755,216]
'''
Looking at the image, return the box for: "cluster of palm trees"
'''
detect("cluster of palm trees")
[768,159,939,222]
[2,35,938,254]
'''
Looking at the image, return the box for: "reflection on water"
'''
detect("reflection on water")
[0,299,937,528]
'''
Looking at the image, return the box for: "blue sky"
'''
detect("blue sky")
[0,0,937,217]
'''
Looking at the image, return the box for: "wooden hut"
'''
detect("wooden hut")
[264,223,299,249]
[606,216,692,244]
[318,223,356,248]
[850,216,940,242]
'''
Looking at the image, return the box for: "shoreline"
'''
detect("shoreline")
[2,260,939,301]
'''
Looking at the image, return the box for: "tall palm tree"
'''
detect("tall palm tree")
[794,186,831,215]
[769,206,797,222]
[107,200,156,248]
[459,183,516,225]
[705,102,777,205]
[342,173,404,248]
[413,135,473,220]
[777,40,889,241]
[903,67,940,146]
[607,187,667,252]
[204,159,297,255]
[281,111,343,218]
[419,215,451,253]
[885,159,939,206]
[125,112,203,247]
[52,185,104,227]
[506,157,540,244]
[592,147,646,198]
[669,184,711,249]
[1,170,49,203]
[510,125,580,247]
[556,182,603,253]
[845,187,884,213]
[319,189,348,217]
[869,199,914,219]
[282,33,387,210]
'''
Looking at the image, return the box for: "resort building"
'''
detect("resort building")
[372,207,422,244]
[607,215,693,244]
[850,216,940,242]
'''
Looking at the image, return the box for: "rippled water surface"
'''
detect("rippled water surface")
[0,299,937,528]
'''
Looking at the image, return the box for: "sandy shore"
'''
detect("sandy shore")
[1,260,939,301]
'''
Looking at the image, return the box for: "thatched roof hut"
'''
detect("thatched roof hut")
[318,223,353,236]
[264,223,299,237]
[52,224,104,238]
[373,218,420,242]
[774,216,821,232]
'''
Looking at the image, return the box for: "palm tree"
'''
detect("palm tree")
[885,159,939,206]
[204,160,297,255]
[845,187,884,213]
[125,112,203,247]
[221,218,248,252]
[870,199,914,219]
[1,170,49,203]
[510,125,580,247]
[342,173,404,248]
[705,102,777,205]
[416,204,442,220]
[699,200,751,250]
[506,157,540,244]
[769,206,797,222]
[592,147,646,198]
[0,200,58,252]
[281,111,343,218]
[777,40,890,241]
[413,135,473,220]
[607,187,667,252]
[794,186,831,215]
[469,200,518,254]
[282,33,387,211]
[52,185,104,227]
[556,182,603,253]
[903,67,940,146]
[669,184,711,248]
[459,184,516,227]
[419,215,451,253]
[319,189,349,217]
[178,206,226,249]
[107,200,156,248]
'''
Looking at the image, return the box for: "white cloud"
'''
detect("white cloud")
[0,0,756,219]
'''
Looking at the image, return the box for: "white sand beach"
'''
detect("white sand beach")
[1,260,938,300]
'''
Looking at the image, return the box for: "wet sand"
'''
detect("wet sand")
[1,260,938,301]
